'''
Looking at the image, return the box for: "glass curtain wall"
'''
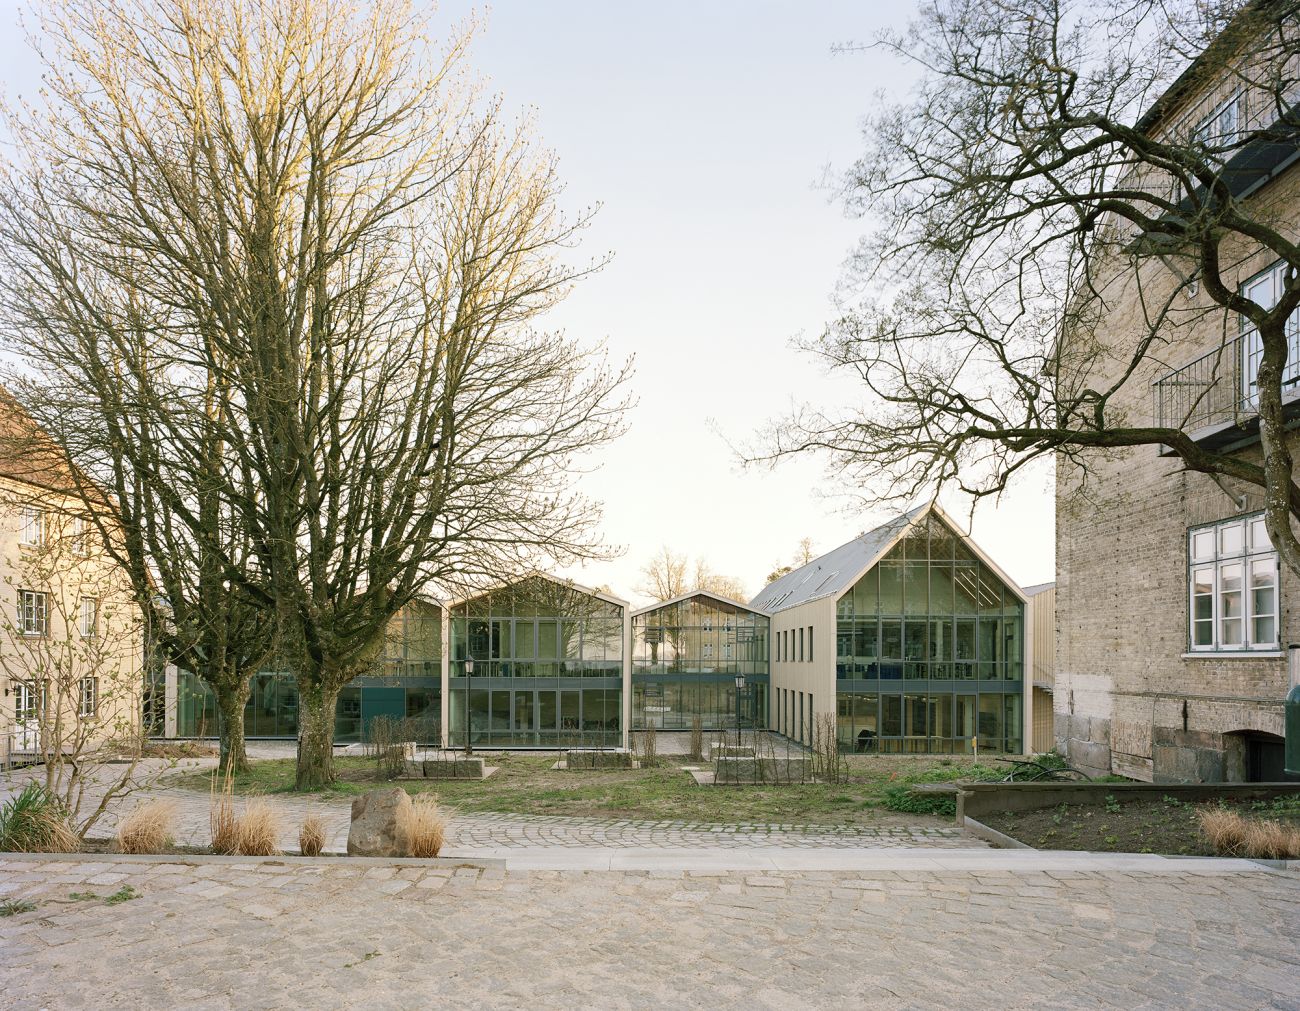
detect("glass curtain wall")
[632,596,770,730]
[835,514,1024,753]
[172,600,444,743]
[448,576,623,748]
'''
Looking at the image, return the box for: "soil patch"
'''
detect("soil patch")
[981,794,1300,855]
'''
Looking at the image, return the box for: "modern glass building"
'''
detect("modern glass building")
[171,598,443,743]
[631,592,769,730]
[447,574,628,748]
[754,505,1028,755]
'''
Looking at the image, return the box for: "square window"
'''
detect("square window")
[1218,522,1244,556]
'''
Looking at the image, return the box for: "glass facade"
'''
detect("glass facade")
[174,600,443,743]
[835,514,1024,753]
[632,594,769,730]
[448,576,624,747]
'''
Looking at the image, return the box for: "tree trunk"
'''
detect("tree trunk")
[215,678,251,776]
[295,680,341,790]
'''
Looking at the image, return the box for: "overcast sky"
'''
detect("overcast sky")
[0,1,1055,606]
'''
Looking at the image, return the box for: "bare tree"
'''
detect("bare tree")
[638,546,747,603]
[756,0,1300,576]
[763,537,816,585]
[0,0,629,788]
[0,489,148,838]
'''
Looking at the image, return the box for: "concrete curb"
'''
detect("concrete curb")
[963,816,1032,849]
[0,850,506,870]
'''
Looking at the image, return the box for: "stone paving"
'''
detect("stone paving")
[1,853,1297,1009]
[2,757,979,854]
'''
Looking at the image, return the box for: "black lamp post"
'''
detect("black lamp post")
[734,673,746,741]
[463,657,474,755]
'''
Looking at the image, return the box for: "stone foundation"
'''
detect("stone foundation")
[401,756,487,780]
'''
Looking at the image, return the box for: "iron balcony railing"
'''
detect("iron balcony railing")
[1153,327,1300,433]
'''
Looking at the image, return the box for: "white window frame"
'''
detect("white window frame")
[1193,89,1245,151]
[70,516,91,557]
[79,597,97,639]
[1188,514,1279,653]
[20,506,45,547]
[78,676,98,718]
[18,590,48,637]
[1239,260,1300,408]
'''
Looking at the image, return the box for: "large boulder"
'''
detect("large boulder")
[347,787,413,857]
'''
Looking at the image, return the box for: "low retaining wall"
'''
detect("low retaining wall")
[565,749,635,770]
[956,781,1300,825]
[709,745,755,761]
[401,756,487,780]
[714,756,811,784]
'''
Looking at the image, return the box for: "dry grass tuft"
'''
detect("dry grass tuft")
[209,768,239,855]
[1199,807,1300,859]
[0,783,78,853]
[236,799,280,857]
[116,800,176,854]
[299,815,326,857]
[408,795,446,858]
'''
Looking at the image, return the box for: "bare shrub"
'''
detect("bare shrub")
[689,715,703,762]
[115,800,176,854]
[299,815,326,857]
[209,768,239,855]
[408,795,446,858]
[812,713,844,783]
[236,799,280,857]
[634,726,658,768]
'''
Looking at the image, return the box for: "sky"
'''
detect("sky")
[0,0,1055,607]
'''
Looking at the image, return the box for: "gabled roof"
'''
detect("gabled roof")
[445,569,628,610]
[631,588,769,619]
[749,505,926,613]
[749,503,1028,614]
[1021,581,1056,597]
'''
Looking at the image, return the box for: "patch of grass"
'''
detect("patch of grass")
[68,885,139,905]
[343,951,381,969]
[234,800,279,857]
[168,753,1012,827]
[0,898,37,916]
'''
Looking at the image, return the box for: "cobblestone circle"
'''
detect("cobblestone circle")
[1,855,1297,1008]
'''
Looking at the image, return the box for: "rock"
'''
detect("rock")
[347,788,413,857]
[565,749,635,770]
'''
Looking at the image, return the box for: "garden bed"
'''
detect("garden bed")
[979,793,1300,855]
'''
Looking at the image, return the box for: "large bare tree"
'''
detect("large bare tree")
[0,0,629,788]
[757,0,1300,575]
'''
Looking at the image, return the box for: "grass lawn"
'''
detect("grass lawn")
[167,753,1009,827]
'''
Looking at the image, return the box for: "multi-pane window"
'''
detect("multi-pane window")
[20,506,45,546]
[18,590,48,636]
[1240,261,1300,407]
[79,597,97,639]
[1189,514,1279,651]
[70,516,90,556]
[1193,90,1244,151]
[78,677,98,717]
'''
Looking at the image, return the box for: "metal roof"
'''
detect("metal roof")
[748,505,927,613]
[749,503,1029,614]
[1021,581,1056,597]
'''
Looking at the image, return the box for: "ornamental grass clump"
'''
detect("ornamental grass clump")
[408,795,446,858]
[115,800,176,854]
[0,782,78,853]
[299,815,326,857]
[1199,807,1300,859]
[209,768,239,855]
[235,799,280,857]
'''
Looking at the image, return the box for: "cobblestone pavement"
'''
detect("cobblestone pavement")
[0,854,1297,1009]
[3,758,979,853]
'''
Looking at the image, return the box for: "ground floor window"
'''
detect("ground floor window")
[631,677,767,730]
[447,681,620,747]
[174,671,442,744]
[1188,513,1279,652]
[836,690,1022,754]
